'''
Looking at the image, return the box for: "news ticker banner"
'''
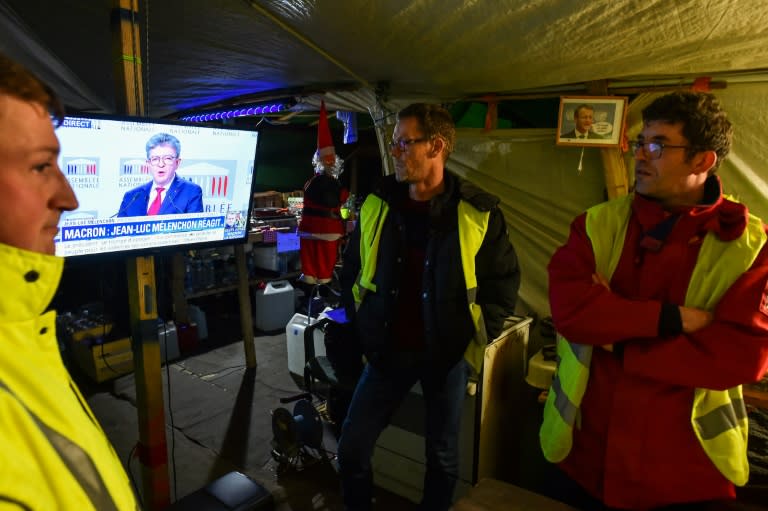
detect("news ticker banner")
[55,214,246,257]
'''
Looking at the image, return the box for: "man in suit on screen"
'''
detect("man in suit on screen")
[117,132,204,217]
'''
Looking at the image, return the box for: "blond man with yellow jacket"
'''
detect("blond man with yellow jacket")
[0,53,139,510]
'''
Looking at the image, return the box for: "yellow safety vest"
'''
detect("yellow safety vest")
[0,243,139,510]
[352,195,491,373]
[540,195,766,486]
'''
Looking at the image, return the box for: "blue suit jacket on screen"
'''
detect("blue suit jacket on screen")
[560,129,604,140]
[117,176,204,217]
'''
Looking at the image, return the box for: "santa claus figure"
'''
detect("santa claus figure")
[298,100,349,284]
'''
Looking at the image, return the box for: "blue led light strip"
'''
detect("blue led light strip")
[180,103,288,122]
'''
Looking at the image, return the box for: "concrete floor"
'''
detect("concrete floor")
[71,296,768,511]
[78,330,418,511]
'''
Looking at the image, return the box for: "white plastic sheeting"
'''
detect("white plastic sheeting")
[449,129,606,316]
[448,81,768,317]
[4,0,768,116]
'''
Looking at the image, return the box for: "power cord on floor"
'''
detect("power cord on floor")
[96,273,120,375]
[156,257,178,503]
[161,322,178,503]
[126,443,144,509]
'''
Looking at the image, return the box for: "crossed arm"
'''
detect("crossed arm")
[549,214,768,390]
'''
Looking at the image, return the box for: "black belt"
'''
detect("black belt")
[302,207,341,219]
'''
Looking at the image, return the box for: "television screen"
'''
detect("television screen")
[54,115,258,257]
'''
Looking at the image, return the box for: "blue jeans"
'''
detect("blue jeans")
[337,356,470,511]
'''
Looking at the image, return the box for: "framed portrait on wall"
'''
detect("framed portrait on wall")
[557,96,628,148]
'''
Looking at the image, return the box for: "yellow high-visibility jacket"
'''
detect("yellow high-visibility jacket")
[341,174,520,378]
[352,194,491,373]
[541,194,766,486]
[0,243,139,510]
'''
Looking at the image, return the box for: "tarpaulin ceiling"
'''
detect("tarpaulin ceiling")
[3,0,768,117]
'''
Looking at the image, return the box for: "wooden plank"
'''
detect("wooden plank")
[586,80,630,200]
[477,317,533,482]
[744,387,768,410]
[600,148,629,199]
[235,244,257,368]
[111,1,168,507]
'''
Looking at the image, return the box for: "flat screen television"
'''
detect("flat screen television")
[53,115,258,258]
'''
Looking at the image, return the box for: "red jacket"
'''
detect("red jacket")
[548,178,768,509]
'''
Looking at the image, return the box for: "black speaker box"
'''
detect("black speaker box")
[167,471,273,511]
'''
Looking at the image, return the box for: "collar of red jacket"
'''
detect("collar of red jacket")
[633,175,748,242]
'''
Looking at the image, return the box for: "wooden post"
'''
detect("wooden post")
[111,0,170,508]
[235,245,257,368]
[587,80,630,199]
[111,0,145,117]
[125,256,169,509]
[600,148,630,199]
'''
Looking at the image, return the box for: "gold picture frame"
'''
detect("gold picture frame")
[557,96,628,148]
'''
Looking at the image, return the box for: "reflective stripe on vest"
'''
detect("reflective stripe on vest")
[0,380,122,511]
[457,200,491,374]
[352,196,491,373]
[542,196,633,462]
[352,196,388,304]
[540,194,765,486]
[686,210,765,486]
[540,335,593,462]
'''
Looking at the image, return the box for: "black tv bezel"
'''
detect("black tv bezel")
[55,112,259,261]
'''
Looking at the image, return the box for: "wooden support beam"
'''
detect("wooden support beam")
[111,1,170,508]
[587,80,630,199]
[111,0,145,117]
[126,256,169,509]
[600,147,630,199]
[744,387,768,410]
[235,245,257,368]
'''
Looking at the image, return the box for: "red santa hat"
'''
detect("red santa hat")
[317,100,336,159]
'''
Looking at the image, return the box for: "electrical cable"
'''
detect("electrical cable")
[257,115,289,127]
[97,268,119,375]
[100,341,119,375]
[126,443,144,508]
[164,325,178,503]
[156,257,178,502]
[306,283,323,325]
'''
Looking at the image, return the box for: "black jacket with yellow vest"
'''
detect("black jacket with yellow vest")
[340,172,520,380]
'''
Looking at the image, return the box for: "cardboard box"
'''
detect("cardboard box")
[71,337,133,383]
[372,316,534,502]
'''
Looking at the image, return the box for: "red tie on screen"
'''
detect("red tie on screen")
[148,187,165,215]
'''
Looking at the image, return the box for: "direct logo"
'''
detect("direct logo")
[61,117,101,130]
